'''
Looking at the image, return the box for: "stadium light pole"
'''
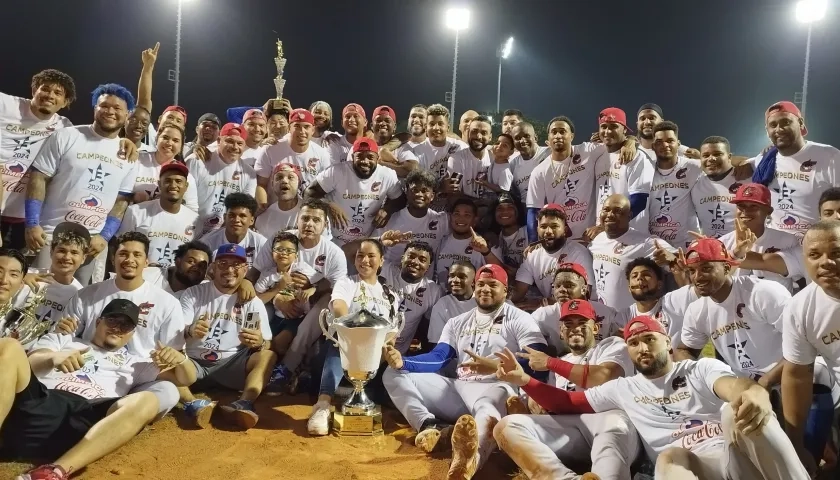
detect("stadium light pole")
[445,8,470,130]
[173,0,196,106]
[496,37,514,113]
[795,0,827,117]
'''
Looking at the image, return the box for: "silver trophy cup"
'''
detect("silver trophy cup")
[320,308,404,435]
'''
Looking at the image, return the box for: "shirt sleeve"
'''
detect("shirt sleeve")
[694,358,737,399]
[179,287,198,327]
[325,246,348,286]
[526,168,544,208]
[776,248,806,279]
[254,272,276,293]
[752,279,792,333]
[60,292,86,337]
[118,163,138,195]
[315,164,339,193]
[117,205,139,237]
[253,242,276,275]
[29,128,68,177]
[679,302,710,349]
[254,148,273,178]
[427,301,447,343]
[157,298,186,350]
[512,311,547,349]
[782,300,819,366]
[583,378,622,413]
[31,332,67,352]
[330,277,356,306]
[244,173,258,197]
[184,173,200,212]
[498,168,513,191]
[626,154,654,195]
[385,172,402,200]
[514,260,536,286]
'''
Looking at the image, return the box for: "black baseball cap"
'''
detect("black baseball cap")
[637,103,664,118]
[100,299,140,326]
[52,221,91,246]
[197,113,221,126]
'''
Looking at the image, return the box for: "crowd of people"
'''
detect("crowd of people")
[1,42,840,480]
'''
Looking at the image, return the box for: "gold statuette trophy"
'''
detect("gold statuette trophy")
[319,308,404,435]
[0,285,49,345]
[273,40,287,110]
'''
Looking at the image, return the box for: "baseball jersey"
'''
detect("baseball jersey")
[315,162,401,244]
[132,151,199,212]
[1,92,73,216]
[200,228,266,268]
[515,242,594,298]
[783,283,840,384]
[254,139,331,195]
[681,276,789,378]
[690,172,740,239]
[719,227,801,292]
[438,303,545,382]
[380,262,442,353]
[552,336,633,391]
[585,358,735,459]
[434,234,487,290]
[648,157,702,248]
[187,153,258,235]
[117,200,198,266]
[594,150,655,231]
[64,278,186,355]
[31,334,158,400]
[527,142,606,238]
[509,146,550,200]
[532,301,617,352]
[180,281,272,362]
[614,285,699,348]
[331,275,402,321]
[30,125,137,235]
[310,131,336,148]
[427,294,476,343]
[751,141,840,241]
[372,208,450,266]
[589,229,676,310]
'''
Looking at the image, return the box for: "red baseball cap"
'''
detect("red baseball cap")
[372,105,396,122]
[272,162,302,182]
[624,315,666,341]
[476,264,508,287]
[242,109,266,124]
[731,183,773,210]
[289,108,315,125]
[598,107,633,133]
[556,262,588,283]
[160,161,189,178]
[220,122,248,141]
[162,105,187,123]
[342,103,366,119]
[560,299,596,321]
[684,237,736,266]
[765,101,807,136]
[352,137,379,154]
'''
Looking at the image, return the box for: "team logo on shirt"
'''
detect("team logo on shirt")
[613,243,626,254]
[156,243,174,263]
[371,181,382,193]
[676,168,687,179]
[728,183,742,194]
[86,164,111,192]
[572,154,582,165]
[465,245,474,254]
[708,204,729,230]
[233,303,243,315]
[780,214,807,231]
[185,225,195,236]
[202,350,220,361]
[415,287,426,299]
[736,303,745,318]
[516,238,526,247]
[429,220,439,231]
[671,375,687,390]
[5,162,26,175]
[773,182,796,210]
[232,170,242,181]
[563,178,579,195]
[12,137,34,158]
[315,254,326,267]
[564,197,579,208]
[351,202,367,223]
[728,340,756,371]
[800,160,816,172]
[245,247,255,260]
[595,268,609,292]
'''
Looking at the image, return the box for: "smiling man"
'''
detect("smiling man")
[372,105,419,178]
[199,193,266,268]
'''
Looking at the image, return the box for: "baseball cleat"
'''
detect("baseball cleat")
[448,414,479,479]
[415,419,454,453]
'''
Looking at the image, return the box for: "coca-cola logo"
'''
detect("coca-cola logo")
[567,209,588,223]
[677,421,723,450]
[64,212,103,229]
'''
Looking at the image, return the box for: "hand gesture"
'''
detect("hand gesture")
[651,239,676,266]
[55,346,90,373]
[150,341,186,373]
[459,348,500,375]
[118,138,139,162]
[25,226,47,254]
[515,346,551,372]
[733,163,755,181]
[189,316,211,339]
[590,132,602,144]
[494,347,531,387]
[24,272,54,292]
[380,230,412,247]
[274,293,304,318]
[236,279,256,302]
[194,144,210,161]
[522,241,543,259]
[382,344,404,369]
[619,139,638,165]
[276,270,295,292]
[141,42,160,67]
[328,202,350,230]
[684,148,701,160]
[379,148,398,164]
[87,235,108,259]
[730,386,772,436]
[670,248,690,285]
[528,396,547,414]
[239,327,264,349]
[732,218,756,261]
[439,176,460,195]
[469,228,490,255]
[259,136,279,147]
[54,317,79,336]
[373,208,391,228]
[577,224,604,246]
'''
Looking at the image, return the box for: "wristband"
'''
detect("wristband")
[99,215,122,241]
[24,199,43,228]
[548,357,574,379]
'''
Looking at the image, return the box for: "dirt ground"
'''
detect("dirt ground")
[0,392,522,480]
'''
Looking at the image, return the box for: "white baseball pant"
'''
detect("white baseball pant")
[383,368,513,468]
[654,407,810,480]
[494,410,640,480]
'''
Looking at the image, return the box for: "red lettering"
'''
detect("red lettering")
[568,209,589,223]
[679,422,723,449]
[64,212,104,229]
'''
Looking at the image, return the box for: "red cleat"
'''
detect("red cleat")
[16,464,69,480]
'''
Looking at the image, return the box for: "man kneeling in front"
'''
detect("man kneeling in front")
[1,299,196,480]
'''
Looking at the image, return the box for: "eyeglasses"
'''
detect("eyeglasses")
[272,247,297,255]
[102,315,135,333]
[215,260,247,271]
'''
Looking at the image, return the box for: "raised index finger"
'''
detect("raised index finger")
[153,42,160,53]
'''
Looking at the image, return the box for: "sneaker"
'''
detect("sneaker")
[16,465,68,480]
[265,364,293,396]
[183,399,215,429]
[415,418,454,453]
[448,414,479,480]
[220,399,259,430]
[307,400,331,436]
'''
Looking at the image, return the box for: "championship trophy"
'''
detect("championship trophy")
[320,307,404,436]
[0,285,49,345]
[273,39,287,110]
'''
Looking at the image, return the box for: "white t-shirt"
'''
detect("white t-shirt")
[142,266,176,297]
[434,234,487,289]
[589,228,676,310]
[416,137,467,183]
[532,301,617,352]
[373,209,450,265]
[446,148,493,199]
[180,281,272,361]
[690,172,740,239]
[594,150,655,231]
[331,275,402,321]
[0,92,73,216]
[30,125,137,235]
[253,261,319,320]
[310,131,336,148]
[64,279,186,355]
[200,228,267,268]
[497,226,529,268]
[380,262,443,353]
[751,141,840,241]
[648,157,702,248]
[509,146,550,201]
[438,303,545,382]
[585,359,735,459]
[12,279,84,341]
[254,231,347,286]
[255,201,300,237]
[427,294,475,343]
[254,139,331,195]
[614,285,699,348]
[681,277,789,378]
[719,227,801,292]
[639,144,689,162]
[552,336,632,391]
[187,153,258,235]
[324,134,354,165]
[515,242,594,298]
[315,162,401,244]
[527,142,606,238]
[31,334,158,400]
[783,283,840,384]
[132,151,199,212]
[239,146,263,169]
[118,200,198,266]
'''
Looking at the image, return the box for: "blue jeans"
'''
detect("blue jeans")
[317,342,389,405]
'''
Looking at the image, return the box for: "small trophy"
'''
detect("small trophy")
[0,285,50,345]
[273,39,287,110]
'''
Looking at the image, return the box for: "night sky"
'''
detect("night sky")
[4,0,839,155]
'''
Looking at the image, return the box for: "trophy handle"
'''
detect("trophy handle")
[319,309,339,346]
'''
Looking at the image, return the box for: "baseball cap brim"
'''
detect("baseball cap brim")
[52,222,92,244]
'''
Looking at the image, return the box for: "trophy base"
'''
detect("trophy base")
[333,408,383,436]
